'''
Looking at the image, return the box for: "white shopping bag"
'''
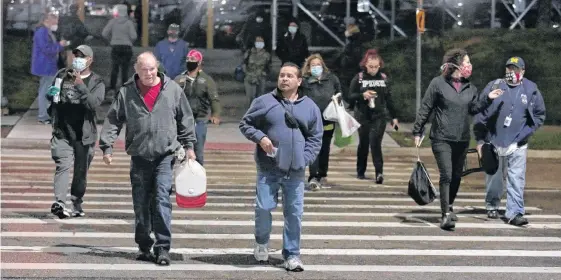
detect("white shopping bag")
[323,93,360,137]
[174,159,207,208]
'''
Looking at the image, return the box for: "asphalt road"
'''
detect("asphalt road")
[1,145,560,279]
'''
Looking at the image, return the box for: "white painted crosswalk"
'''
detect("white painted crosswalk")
[1,148,560,279]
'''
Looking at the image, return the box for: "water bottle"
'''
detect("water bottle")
[368,97,375,108]
[53,78,63,104]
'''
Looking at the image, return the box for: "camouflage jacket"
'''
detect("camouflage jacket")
[243,48,271,83]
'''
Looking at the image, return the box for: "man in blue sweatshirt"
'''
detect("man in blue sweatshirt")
[473,57,546,226]
[154,24,189,79]
[239,62,323,272]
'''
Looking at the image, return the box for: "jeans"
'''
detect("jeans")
[254,169,305,259]
[38,76,54,122]
[485,147,527,219]
[308,127,335,181]
[356,118,386,176]
[51,137,94,203]
[431,140,469,214]
[244,77,266,108]
[194,120,208,166]
[130,154,174,252]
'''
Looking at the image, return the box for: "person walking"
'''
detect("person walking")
[300,53,342,190]
[154,23,190,79]
[242,35,271,108]
[412,48,502,230]
[347,49,399,184]
[99,52,196,265]
[239,62,323,271]
[46,45,104,219]
[473,57,546,225]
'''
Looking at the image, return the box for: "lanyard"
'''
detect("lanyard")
[507,84,523,116]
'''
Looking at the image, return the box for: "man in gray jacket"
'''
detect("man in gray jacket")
[99,52,196,266]
[46,45,104,219]
[102,4,137,96]
[239,62,323,272]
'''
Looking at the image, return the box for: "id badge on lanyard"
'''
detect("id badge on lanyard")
[504,86,522,127]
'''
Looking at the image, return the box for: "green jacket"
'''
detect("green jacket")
[174,70,221,121]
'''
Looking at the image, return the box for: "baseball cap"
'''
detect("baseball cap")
[187,49,203,62]
[73,45,93,58]
[506,56,525,69]
[168,23,180,33]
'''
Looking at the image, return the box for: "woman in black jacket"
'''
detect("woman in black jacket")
[412,48,502,230]
[347,49,399,185]
[301,53,342,191]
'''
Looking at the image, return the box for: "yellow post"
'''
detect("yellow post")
[206,0,214,49]
[142,0,149,47]
[76,0,85,22]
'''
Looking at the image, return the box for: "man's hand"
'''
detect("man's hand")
[488,89,503,99]
[103,154,112,165]
[74,72,84,85]
[259,137,274,154]
[476,144,483,158]
[210,116,220,125]
[175,146,186,161]
[186,149,196,160]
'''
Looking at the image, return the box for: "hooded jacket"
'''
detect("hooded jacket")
[99,73,196,160]
[102,5,137,46]
[239,89,323,173]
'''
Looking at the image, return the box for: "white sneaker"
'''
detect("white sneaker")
[284,256,304,272]
[254,243,268,262]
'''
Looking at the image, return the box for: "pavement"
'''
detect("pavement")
[1,144,561,279]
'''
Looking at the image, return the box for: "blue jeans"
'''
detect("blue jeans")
[130,154,174,252]
[194,120,207,166]
[38,76,54,122]
[485,147,527,219]
[254,169,305,259]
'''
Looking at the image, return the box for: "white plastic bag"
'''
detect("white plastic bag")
[174,159,207,208]
[323,94,360,138]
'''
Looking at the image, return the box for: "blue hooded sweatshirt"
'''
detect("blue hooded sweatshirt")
[154,39,189,79]
[239,89,323,173]
[473,78,546,148]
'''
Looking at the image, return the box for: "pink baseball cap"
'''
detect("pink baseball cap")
[187,50,203,62]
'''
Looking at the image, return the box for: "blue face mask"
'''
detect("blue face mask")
[310,65,323,77]
[255,42,264,49]
[72,57,88,72]
[288,26,298,34]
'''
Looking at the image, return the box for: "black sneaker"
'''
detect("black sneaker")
[156,249,171,266]
[440,213,456,230]
[50,201,70,219]
[136,249,155,262]
[357,174,366,180]
[508,214,529,226]
[375,174,384,184]
[487,209,499,219]
[449,206,458,221]
[72,200,85,217]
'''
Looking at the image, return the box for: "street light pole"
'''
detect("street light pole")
[207,0,214,49]
[416,0,424,113]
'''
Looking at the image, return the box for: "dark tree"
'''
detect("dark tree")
[536,0,553,29]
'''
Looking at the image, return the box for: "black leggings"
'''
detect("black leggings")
[431,140,469,214]
[110,45,133,90]
[356,118,386,176]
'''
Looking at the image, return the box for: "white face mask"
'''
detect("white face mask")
[72,57,88,72]
[288,26,298,34]
[50,24,58,32]
[255,42,265,49]
[256,17,263,23]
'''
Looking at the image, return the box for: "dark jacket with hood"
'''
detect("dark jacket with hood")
[99,73,196,160]
[347,71,398,123]
[301,71,342,125]
[275,30,309,67]
[412,75,492,142]
[47,68,105,145]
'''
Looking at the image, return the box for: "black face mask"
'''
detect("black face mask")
[186,61,198,72]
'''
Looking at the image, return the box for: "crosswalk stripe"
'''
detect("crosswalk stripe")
[0,192,486,203]
[2,263,560,273]
[2,246,561,257]
[3,208,560,219]
[0,200,543,211]
[2,232,560,242]
[2,218,558,229]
